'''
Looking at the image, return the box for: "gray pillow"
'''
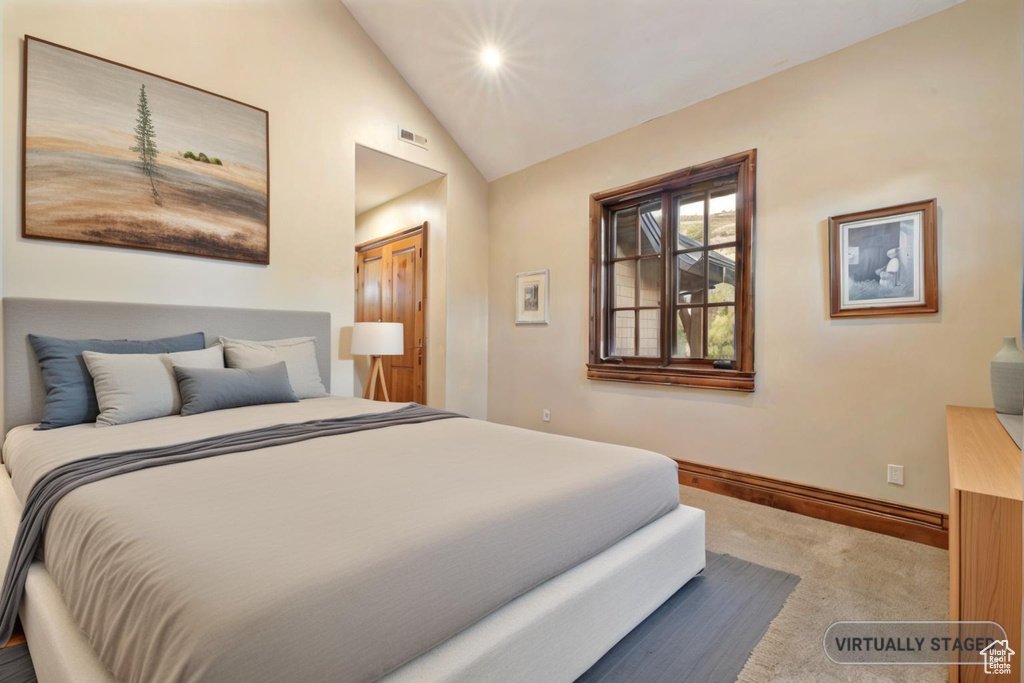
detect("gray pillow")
[219,336,328,399]
[29,332,206,430]
[84,346,225,427]
[174,362,298,417]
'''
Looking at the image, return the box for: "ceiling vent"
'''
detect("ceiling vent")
[398,126,428,149]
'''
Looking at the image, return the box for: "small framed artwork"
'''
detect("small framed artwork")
[515,270,549,324]
[828,199,938,318]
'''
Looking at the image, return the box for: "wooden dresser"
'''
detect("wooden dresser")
[947,406,1022,682]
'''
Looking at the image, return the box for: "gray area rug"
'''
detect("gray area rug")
[577,551,799,683]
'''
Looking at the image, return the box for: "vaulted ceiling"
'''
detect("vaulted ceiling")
[344,0,962,181]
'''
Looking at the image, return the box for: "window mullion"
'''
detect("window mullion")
[702,190,710,359]
[734,171,745,365]
[633,207,640,355]
[605,207,615,358]
[661,190,671,365]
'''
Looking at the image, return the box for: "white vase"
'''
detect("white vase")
[991,336,1024,415]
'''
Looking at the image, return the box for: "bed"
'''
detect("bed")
[0,298,705,683]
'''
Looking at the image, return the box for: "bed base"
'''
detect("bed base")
[383,504,705,682]
[0,459,704,683]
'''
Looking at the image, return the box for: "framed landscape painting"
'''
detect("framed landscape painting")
[23,36,269,264]
[828,199,938,318]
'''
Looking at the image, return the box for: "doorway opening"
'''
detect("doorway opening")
[354,145,446,405]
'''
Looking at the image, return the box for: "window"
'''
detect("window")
[588,150,756,391]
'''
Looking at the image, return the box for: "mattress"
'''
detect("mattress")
[2,397,681,683]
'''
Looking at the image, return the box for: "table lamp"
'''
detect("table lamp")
[352,322,404,401]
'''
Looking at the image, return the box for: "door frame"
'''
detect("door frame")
[355,222,428,254]
[355,221,428,400]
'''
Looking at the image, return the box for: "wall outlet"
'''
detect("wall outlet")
[542,408,551,422]
[887,464,904,486]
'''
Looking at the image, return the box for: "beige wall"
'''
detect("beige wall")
[488,0,1023,512]
[354,177,447,407]
[2,0,489,418]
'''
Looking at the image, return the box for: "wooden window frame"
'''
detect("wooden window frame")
[587,150,756,391]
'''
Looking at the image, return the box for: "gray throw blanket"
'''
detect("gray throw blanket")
[0,403,461,645]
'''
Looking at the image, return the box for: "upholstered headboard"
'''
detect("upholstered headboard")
[2,298,332,432]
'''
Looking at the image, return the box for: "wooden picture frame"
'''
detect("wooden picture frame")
[515,270,549,325]
[22,36,270,264]
[828,199,938,318]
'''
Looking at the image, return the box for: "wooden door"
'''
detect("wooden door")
[355,223,426,403]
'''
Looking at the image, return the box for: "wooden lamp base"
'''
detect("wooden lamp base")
[364,355,390,402]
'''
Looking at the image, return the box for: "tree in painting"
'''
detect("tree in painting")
[130,84,158,176]
[129,84,162,205]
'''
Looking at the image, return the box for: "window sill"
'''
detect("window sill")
[586,363,755,392]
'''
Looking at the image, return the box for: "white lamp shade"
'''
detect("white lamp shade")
[351,322,404,356]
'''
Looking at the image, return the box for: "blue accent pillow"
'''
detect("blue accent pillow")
[29,332,205,430]
[174,362,298,416]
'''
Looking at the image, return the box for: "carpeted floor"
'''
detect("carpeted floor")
[680,486,949,683]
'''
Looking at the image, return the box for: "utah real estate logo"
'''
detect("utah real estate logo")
[980,639,1015,675]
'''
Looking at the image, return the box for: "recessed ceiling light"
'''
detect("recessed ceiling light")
[482,47,501,69]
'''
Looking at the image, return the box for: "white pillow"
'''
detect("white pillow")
[219,336,327,399]
[83,345,225,426]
